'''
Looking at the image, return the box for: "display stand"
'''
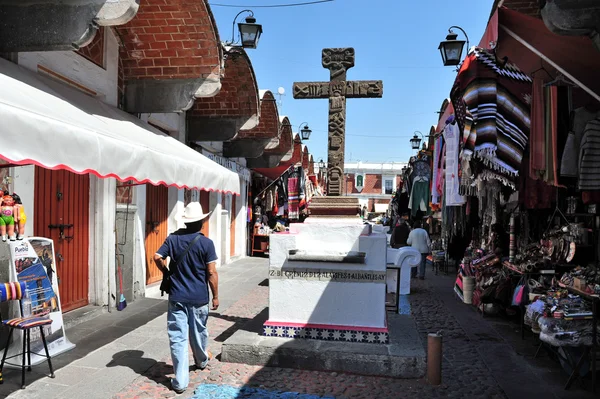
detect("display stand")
[251,234,269,256]
[563,285,598,392]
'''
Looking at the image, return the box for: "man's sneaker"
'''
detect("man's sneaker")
[196,351,212,370]
[170,379,186,394]
[9,235,16,241]
[1,235,6,242]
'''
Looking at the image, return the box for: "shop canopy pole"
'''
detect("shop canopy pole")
[255,165,294,199]
[499,24,600,103]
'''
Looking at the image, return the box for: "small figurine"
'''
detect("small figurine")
[12,193,26,240]
[0,191,16,242]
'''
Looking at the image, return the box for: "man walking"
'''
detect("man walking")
[390,213,410,249]
[154,202,218,394]
[407,220,431,280]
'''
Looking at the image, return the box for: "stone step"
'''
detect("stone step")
[221,310,426,378]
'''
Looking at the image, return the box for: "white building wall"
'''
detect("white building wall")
[14,28,121,308]
[18,28,119,107]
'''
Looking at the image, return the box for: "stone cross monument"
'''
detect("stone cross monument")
[293,48,383,196]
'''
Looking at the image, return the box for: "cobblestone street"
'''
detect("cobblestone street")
[5,258,596,399]
[111,262,596,399]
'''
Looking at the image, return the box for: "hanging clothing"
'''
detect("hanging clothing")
[409,178,430,217]
[431,135,443,205]
[454,48,531,182]
[520,153,555,209]
[578,118,600,190]
[529,77,545,179]
[560,132,577,177]
[543,86,559,186]
[573,107,600,156]
[444,122,466,206]
[265,188,274,213]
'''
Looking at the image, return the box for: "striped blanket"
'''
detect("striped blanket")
[454,48,532,181]
[287,176,299,220]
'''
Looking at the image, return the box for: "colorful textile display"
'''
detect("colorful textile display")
[529,77,546,179]
[287,177,300,220]
[453,48,532,183]
[431,135,443,205]
[444,121,466,206]
[543,86,559,186]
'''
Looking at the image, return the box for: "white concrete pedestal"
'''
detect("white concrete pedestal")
[266,218,389,343]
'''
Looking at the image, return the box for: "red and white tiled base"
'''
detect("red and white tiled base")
[263,321,389,344]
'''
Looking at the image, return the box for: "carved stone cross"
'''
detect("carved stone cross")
[293,48,383,196]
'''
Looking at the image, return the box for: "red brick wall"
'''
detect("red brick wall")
[281,135,302,167]
[266,119,293,156]
[191,49,259,118]
[236,91,279,139]
[76,27,105,68]
[501,0,540,18]
[302,148,310,170]
[364,174,382,194]
[367,198,390,213]
[115,0,221,81]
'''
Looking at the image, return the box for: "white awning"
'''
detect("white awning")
[0,58,240,195]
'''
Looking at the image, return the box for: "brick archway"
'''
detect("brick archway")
[280,134,303,168]
[223,90,281,158]
[302,145,310,171]
[188,47,260,142]
[115,0,222,113]
[246,116,294,168]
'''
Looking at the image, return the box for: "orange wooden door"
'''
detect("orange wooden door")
[230,195,236,257]
[200,190,210,237]
[145,184,168,284]
[34,167,90,312]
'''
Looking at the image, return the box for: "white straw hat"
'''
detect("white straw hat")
[180,202,211,223]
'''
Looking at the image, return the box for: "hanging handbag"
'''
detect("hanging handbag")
[511,276,529,307]
[160,234,203,297]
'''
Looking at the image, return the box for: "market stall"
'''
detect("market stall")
[436,7,600,391]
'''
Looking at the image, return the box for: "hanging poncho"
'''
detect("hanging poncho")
[452,48,532,184]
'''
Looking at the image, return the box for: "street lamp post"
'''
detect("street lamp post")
[227,10,263,49]
[410,131,425,150]
[298,123,312,141]
[438,26,469,67]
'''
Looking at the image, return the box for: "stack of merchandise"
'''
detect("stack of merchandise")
[525,292,598,347]
[559,265,600,295]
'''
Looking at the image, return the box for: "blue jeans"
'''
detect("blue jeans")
[411,253,428,278]
[167,301,210,391]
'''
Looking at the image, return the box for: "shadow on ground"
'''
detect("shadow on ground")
[0,298,167,397]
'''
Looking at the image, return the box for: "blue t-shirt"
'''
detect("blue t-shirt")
[156,229,218,305]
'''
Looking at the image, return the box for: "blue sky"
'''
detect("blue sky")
[209,0,494,164]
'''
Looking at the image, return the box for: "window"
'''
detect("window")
[356,174,364,187]
[384,179,393,195]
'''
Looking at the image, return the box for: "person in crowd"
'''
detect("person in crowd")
[390,213,410,248]
[407,220,431,280]
[153,202,218,394]
[489,223,509,257]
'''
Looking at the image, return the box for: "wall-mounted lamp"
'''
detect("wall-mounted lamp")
[439,26,469,67]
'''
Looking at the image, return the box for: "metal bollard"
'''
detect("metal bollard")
[427,332,442,385]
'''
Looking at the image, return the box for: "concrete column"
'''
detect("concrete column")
[89,175,116,308]
[133,184,146,299]
[167,187,184,234]
[208,191,222,268]
[11,165,35,237]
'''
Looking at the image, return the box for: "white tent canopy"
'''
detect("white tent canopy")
[0,58,240,195]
